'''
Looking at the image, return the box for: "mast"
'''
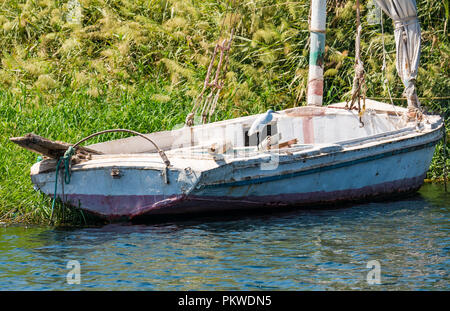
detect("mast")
[307,0,327,106]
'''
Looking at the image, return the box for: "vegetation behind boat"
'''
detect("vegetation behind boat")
[0,0,448,225]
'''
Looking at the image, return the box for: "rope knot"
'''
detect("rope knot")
[62,146,75,184]
[64,146,75,159]
[185,112,195,127]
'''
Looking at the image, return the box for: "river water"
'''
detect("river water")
[0,183,448,290]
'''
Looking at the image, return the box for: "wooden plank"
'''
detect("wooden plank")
[279,138,298,149]
[10,133,102,159]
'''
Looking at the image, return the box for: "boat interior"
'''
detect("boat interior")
[86,100,424,159]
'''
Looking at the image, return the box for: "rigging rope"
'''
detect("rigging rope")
[346,0,366,126]
[380,7,401,119]
[185,0,238,126]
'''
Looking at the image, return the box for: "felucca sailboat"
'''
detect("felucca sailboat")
[11,0,443,221]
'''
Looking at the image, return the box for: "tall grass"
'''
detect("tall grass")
[0,0,448,225]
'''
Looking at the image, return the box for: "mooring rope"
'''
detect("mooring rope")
[49,129,170,222]
[50,146,74,223]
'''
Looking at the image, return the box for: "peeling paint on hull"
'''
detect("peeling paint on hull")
[58,173,426,221]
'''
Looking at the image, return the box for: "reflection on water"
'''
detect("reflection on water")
[0,183,449,290]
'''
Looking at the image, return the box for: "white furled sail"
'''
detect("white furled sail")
[375,0,421,112]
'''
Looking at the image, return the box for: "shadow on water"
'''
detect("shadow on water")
[129,188,429,225]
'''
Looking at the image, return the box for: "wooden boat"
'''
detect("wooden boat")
[10,0,444,221]
[12,100,442,221]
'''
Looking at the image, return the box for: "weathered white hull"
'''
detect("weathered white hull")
[30,101,443,221]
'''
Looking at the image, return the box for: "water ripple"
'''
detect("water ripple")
[0,183,448,290]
